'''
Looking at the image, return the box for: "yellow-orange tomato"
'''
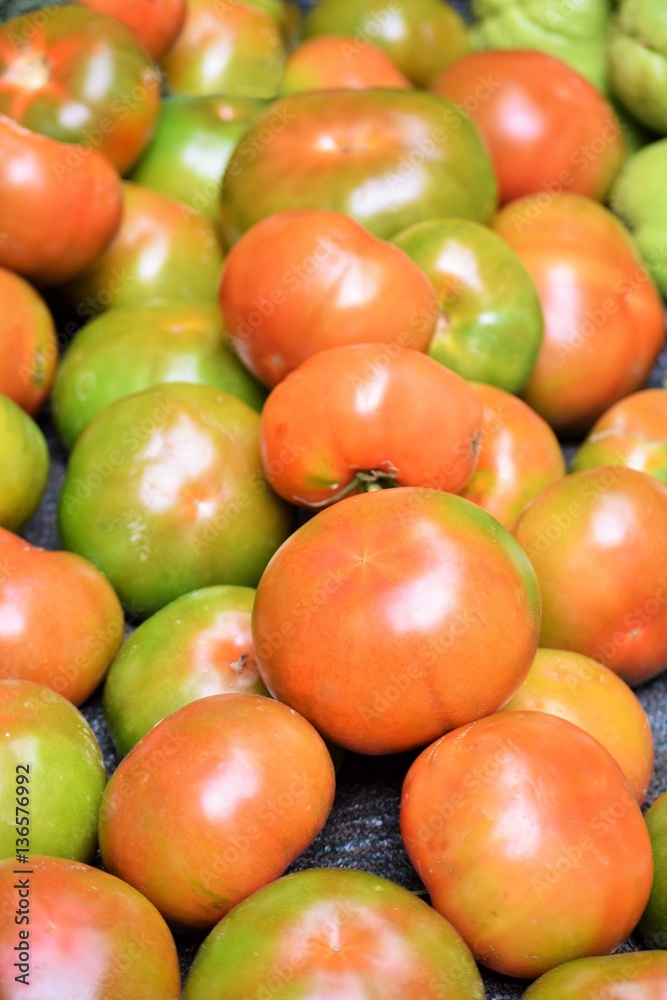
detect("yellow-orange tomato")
[0,267,57,416]
[280,36,411,93]
[572,388,667,481]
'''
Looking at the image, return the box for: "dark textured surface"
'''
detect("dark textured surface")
[3,0,667,995]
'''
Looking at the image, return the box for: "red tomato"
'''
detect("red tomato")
[260,344,483,507]
[572,388,667,480]
[494,194,665,434]
[78,0,186,60]
[280,36,411,93]
[252,487,541,754]
[0,267,57,416]
[432,50,624,204]
[458,382,565,528]
[0,528,125,705]
[0,115,121,285]
[502,648,654,803]
[98,694,335,929]
[401,711,653,978]
[512,466,667,686]
[0,856,180,999]
[219,210,438,387]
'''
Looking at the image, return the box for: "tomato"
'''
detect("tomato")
[104,585,266,757]
[0,855,180,999]
[99,693,335,929]
[0,528,124,704]
[0,5,160,174]
[502,648,654,803]
[220,89,497,246]
[58,383,293,618]
[131,95,266,220]
[0,115,121,285]
[433,50,624,204]
[0,268,57,417]
[52,303,265,449]
[611,138,667,299]
[512,466,667,686]
[78,0,186,60]
[572,388,667,481]
[280,36,411,93]
[62,182,224,315]
[183,868,485,1000]
[524,951,667,999]
[0,395,48,532]
[304,0,470,88]
[160,0,286,99]
[641,792,667,948]
[0,680,106,863]
[458,383,565,528]
[392,217,544,393]
[401,711,653,978]
[260,344,483,507]
[608,0,667,136]
[253,487,541,755]
[494,194,665,434]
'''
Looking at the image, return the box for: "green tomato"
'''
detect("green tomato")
[608,0,667,135]
[611,138,667,297]
[0,680,106,863]
[393,218,543,393]
[640,791,667,947]
[104,585,268,757]
[0,393,48,530]
[58,383,293,618]
[52,303,266,449]
[524,951,667,997]
[131,95,266,221]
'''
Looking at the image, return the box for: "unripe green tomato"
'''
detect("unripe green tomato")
[0,393,48,530]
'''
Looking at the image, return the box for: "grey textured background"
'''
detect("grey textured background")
[2,0,666,995]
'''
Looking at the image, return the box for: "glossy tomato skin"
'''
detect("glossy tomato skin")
[220,89,497,245]
[0,116,122,285]
[183,868,485,1000]
[0,394,48,531]
[0,680,106,863]
[220,211,439,387]
[0,5,160,174]
[99,694,335,929]
[260,344,483,507]
[0,855,180,1000]
[304,0,471,88]
[641,793,667,948]
[524,951,667,999]
[253,487,541,754]
[280,36,411,93]
[572,388,667,481]
[52,303,266,449]
[161,0,286,98]
[401,711,653,978]
[58,383,293,618]
[0,268,57,416]
[494,195,665,434]
[459,383,565,528]
[78,0,186,60]
[63,182,224,314]
[0,528,124,704]
[104,585,267,757]
[502,648,654,803]
[513,467,667,686]
[131,95,266,220]
[433,50,624,204]
[392,217,544,393]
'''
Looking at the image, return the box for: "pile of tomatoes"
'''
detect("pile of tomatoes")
[2,0,667,996]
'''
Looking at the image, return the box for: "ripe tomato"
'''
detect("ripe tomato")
[253,487,541,754]
[183,869,485,1000]
[401,711,653,978]
[0,5,160,173]
[641,792,667,948]
[512,466,667,685]
[0,394,48,531]
[0,268,57,417]
[572,388,667,480]
[459,383,565,528]
[280,36,411,93]
[433,50,624,204]
[219,210,439,387]
[78,0,186,60]
[260,344,483,507]
[524,951,667,999]
[99,694,335,929]
[0,855,180,999]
